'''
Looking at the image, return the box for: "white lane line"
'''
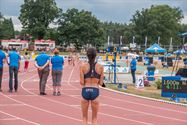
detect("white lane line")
[0,104,25,107]
[67,69,79,89]
[19,74,83,122]
[101,95,187,114]
[106,104,187,123]
[3,94,82,122]
[1,69,82,124]
[0,118,19,121]
[102,87,187,107]
[62,90,187,124]
[0,110,40,125]
[8,95,37,97]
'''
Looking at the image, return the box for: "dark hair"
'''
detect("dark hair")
[12,47,16,51]
[87,48,96,67]
[53,48,59,55]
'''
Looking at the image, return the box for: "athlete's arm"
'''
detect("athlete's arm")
[42,60,50,69]
[34,61,40,69]
[80,65,84,86]
[99,66,104,86]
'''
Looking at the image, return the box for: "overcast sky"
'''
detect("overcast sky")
[0,0,187,31]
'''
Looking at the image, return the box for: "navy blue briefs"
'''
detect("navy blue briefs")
[82,87,99,101]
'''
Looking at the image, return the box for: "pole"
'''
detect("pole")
[113,47,117,84]
[145,36,147,49]
[158,36,160,45]
[133,36,135,44]
[120,36,122,58]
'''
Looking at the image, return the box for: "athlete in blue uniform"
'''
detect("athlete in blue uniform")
[80,48,104,125]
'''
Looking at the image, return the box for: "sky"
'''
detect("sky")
[0,0,187,31]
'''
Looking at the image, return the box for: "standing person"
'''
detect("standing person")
[8,48,21,92]
[24,52,30,72]
[80,48,104,125]
[51,49,64,96]
[72,52,76,66]
[35,50,50,95]
[130,56,137,84]
[0,46,6,92]
[68,53,72,65]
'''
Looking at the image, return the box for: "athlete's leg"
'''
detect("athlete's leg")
[81,99,89,125]
[91,99,99,125]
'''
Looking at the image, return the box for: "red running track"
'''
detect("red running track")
[0,61,187,125]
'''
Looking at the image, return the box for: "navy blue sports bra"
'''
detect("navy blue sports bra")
[84,62,101,79]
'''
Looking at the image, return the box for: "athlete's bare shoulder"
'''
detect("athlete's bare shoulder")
[81,62,89,70]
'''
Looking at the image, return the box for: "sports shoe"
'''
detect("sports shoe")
[40,92,47,95]
[57,91,61,96]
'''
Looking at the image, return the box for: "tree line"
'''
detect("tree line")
[1,0,187,50]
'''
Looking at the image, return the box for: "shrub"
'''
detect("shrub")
[155,79,162,89]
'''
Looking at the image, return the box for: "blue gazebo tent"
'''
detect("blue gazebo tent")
[145,43,166,53]
[177,32,187,38]
[173,49,186,55]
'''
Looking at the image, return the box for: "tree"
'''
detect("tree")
[131,5,184,45]
[58,8,103,49]
[101,22,129,46]
[19,0,61,39]
[0,14,15,40]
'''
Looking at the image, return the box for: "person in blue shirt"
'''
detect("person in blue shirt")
[35,49,50,95]
[130,56,137,84]
[0,46,6,92]
[8,48,21,92]
[51,49,64,96]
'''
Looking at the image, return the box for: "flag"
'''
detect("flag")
[107,36,110,46]
[158,36,160,45]
[120,36,122,45]
[145,36,147,47]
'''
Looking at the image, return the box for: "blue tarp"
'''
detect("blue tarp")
[145,43,166,53]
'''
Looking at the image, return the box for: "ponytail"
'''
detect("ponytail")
[87,48,96,68]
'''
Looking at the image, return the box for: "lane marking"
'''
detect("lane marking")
[106,104,187,123]
[8,95,37,97]
[0,118,19,121]
[0,104,25,107]
[102,87,187,106]
[101,95,187,114]
[19,74,83,122]
[0,110,40,125]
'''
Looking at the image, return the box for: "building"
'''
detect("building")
[0,39,29,50]
[34,39,55,51]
